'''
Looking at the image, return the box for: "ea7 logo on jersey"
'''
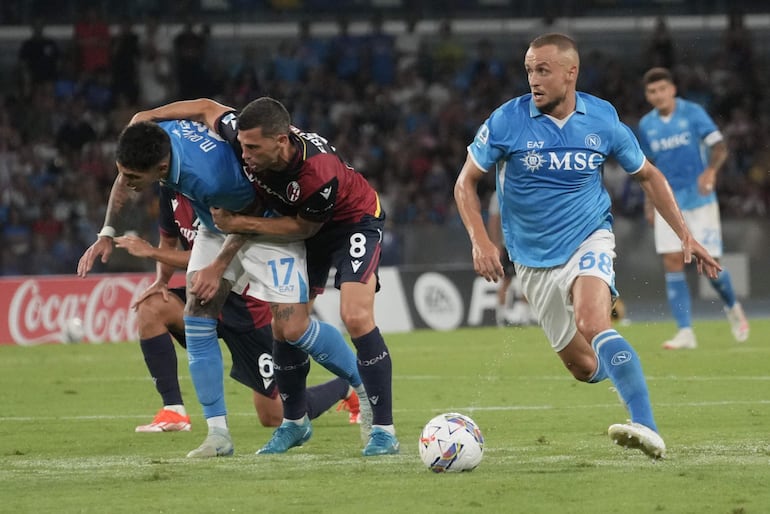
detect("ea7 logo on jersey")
[320,186,332,199]
[286,181,301,202]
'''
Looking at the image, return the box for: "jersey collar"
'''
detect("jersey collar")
[529,92,587,118]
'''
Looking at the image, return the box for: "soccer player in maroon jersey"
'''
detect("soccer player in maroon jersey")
[116,187,361,432]
[131,97,399,456]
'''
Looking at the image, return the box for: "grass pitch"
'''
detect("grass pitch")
[1,319,768,513]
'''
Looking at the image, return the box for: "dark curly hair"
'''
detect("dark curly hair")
[116,121,171,171]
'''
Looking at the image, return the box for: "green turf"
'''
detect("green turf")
[1,320,768,513]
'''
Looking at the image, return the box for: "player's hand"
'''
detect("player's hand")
[132,280,169,310]
[472,239,504,283]
[681,235,722,279]
[697,169,717,196]
[115,235,155,258]
[189,264,225,303]
[76,237,114,278]
[211,207,239,233]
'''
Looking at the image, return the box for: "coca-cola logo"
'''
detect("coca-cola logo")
[7,276,156,345]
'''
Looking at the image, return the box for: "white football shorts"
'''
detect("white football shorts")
[187,225,309,304]
[515,229,617,352]
[654,201,722,256]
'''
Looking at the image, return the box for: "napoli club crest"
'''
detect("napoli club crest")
[286,181,301,202]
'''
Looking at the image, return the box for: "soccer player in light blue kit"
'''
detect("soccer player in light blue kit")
[77,120,371,457]
[455,33,722,459]
[639,67,749,349]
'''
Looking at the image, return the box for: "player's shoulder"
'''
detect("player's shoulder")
[676,97,709,117]
[639,108,657,127]
[493,94,530,116]
[578,92,620,120]
[486,94,531,131]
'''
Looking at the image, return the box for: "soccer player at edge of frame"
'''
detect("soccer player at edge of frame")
[114,186,361,433]
[76,118,372,458]
[638,66,749,350]
[454,33,722,460]
[129,96,399,457]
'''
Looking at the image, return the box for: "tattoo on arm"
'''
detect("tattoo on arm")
[104,175,138,229]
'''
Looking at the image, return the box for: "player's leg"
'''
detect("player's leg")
[184,228,239,458]
[134,288,191,433]
[495,274,513,327]
[239,240,362,453]
[655,209,697,349]
[693,202,749,342]
[325,214,398,456]
[520,230,664,458]
[219,319,351,427]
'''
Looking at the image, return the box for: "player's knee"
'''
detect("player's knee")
[273,317,308,343]
[340,304,374,337]
[574,314,608,344]
[136,295,169,332]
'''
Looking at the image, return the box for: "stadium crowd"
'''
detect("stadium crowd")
[1,9,768,275]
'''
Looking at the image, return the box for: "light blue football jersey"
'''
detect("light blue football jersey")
[158,120,254,232]
[638,98,719,211]
[468,93,645,268]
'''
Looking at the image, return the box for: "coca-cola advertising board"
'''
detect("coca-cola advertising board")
[1,273,185,346]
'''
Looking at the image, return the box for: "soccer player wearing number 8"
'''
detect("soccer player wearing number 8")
[77,120,370,458]
[119,187,357,434]
[455,33,722,459]
[129,96,399,456]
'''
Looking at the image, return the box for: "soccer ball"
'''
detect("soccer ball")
[418,412,484,472]
[61,317,85,343]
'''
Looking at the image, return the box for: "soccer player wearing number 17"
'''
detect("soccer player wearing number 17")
[455,33,722,459]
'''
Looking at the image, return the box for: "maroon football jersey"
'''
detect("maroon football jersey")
[217,112,380,225]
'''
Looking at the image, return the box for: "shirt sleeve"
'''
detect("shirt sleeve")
[468,109,508,173]
[611,120,646,174]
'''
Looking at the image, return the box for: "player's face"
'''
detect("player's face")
[117,163,163,192]
[645,79,676,115]
[238,127,289,173]
[524,44,577,118]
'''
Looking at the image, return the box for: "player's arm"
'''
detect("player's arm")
[698,139,728,195]
[129,98,233,132]
[76,173,137,277]
[633,160,721,278]
[211,207,322,241]
[454,153,503,282]
[188,233,246,302]
[122,233,187,309]
[114,233,191,270]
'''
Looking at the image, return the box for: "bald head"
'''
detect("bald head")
[528,33,580,69]
[524,33,580,119]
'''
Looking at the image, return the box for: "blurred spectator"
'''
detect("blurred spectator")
[17,20,60,98]
[645,16,675,70]
[172,19,210,99]
[73,6,111,74]
[137,17,172,108]
[110,20,141,105]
